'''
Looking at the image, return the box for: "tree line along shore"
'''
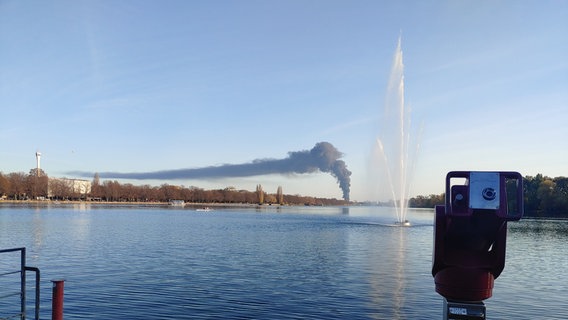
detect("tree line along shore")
[1,170,567,217]
[407,174,568,218]
[0,170,348,206]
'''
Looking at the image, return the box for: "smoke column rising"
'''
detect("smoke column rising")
[73,142,352,200]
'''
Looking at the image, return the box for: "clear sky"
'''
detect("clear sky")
[1,1,567,202]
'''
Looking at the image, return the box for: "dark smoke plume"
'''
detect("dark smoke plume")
[72,142,352,200]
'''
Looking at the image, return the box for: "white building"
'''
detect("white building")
[48,178,92,198]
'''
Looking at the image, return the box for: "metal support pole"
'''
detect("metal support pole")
[25,266,41,320]
[21,248,27,320]
[51,279,65,320]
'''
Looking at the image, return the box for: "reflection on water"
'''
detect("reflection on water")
[0,205,566,319]
[362,227,407,320]
[488,219,568,319]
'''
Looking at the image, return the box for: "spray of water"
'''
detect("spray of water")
[375,36,420,224]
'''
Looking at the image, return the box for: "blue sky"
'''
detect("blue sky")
[1,1,567,202]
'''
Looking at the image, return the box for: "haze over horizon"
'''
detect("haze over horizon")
[1,1,567,202]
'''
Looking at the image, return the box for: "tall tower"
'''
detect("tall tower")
[36,151,41,176]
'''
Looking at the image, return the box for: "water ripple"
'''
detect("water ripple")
[0,207,566,319]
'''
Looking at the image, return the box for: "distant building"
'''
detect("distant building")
[30,151,92,199]
[48,178,92,198]
[69,178,91,195]
[35,151,42,176]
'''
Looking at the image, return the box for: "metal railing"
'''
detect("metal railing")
[0,248,40,320]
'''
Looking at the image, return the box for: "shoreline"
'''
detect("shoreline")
[0,199,301,209]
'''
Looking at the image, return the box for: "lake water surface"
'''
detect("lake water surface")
[0,204,566,319]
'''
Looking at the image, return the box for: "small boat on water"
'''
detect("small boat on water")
[196,207,212,212]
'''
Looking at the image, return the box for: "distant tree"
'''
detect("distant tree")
[408,193,444,208]
[103,180,121,201]
[91,173,102,199]
[222,187,236,203]
[93,172,100,185]
[264,194,276,204]
[139,184,158,202]
[122,183,137,202]
[277,186,284,205]
[190,187,206,203]
[554,177,568,197]
[230,190,247,203]
[160,184,182,201]
[244,190,258,203]
[256,184,264,204]
[48,178,73,200]
[0,173,10,197]
[524,174,544,214]
[8,172,27,200]
[537,179,555,215]
[25,168,48,199]
[552,177,568,213]
[29,168,46,177]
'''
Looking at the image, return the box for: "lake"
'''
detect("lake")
[0,204,566,319]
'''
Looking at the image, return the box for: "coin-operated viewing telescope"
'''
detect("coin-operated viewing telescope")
[432,171,523,320]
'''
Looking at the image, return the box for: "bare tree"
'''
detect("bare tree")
[104,180,121,201]
[48,178,73,200]
[9,172,27,200]
[160,184,182,201]
[0,173,11,198]
[91,173,102,199]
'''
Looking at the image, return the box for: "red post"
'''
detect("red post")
[51,279,65,320]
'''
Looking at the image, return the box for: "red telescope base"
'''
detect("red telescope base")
[434,267,494,301]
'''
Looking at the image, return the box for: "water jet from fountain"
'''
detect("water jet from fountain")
[374,36,420,227]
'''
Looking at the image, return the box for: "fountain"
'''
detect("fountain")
[374,36,419,227]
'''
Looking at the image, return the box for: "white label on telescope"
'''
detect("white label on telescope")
[449,307,468,315]
[469,172,500,210]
